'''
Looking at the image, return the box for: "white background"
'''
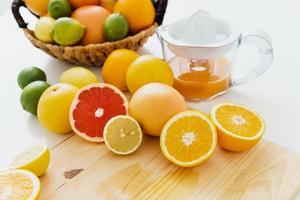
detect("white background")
[0,0,299,170]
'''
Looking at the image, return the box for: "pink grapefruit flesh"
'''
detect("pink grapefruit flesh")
[70,83,128,142]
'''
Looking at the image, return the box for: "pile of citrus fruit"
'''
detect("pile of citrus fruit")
[2,49,266,198]
[28,0,156,45]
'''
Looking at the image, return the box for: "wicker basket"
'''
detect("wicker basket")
[11,0,168,67]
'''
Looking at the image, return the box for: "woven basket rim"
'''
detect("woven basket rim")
[23,23,158,49]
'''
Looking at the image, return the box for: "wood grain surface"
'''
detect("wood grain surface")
[40,135,300,200]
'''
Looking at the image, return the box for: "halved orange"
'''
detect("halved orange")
[210,103,265,152]
[160,110,217,167]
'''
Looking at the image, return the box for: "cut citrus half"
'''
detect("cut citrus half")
[104,115,143,155]
[10,144,50,177]
[210,103,265,152]
[0,169,40,200]
[70,83,128,143]
[160,110,217,167]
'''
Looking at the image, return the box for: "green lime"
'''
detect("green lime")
[52,17,85,46]
[48,0,71,19]
[34,16,55,43]
[21,81,51,115]
[104,13,129,42]
[18,67,47,89]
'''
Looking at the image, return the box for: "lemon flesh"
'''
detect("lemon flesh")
[104,115,143,155]
[0,169,40,200]
[10,145,50,177]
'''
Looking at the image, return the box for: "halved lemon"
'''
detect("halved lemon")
[210,103,265,152]
[10,144,50,176]
[104,115,143,155]
[160,110,217,167]
[0,169,41,200]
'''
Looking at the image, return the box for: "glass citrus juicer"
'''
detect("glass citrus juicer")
[156,10,273,101]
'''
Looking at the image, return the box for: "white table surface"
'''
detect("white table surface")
[1,0,299,170]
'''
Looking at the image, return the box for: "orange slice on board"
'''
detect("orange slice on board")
[160,110,217,167]
[210,103,265,152]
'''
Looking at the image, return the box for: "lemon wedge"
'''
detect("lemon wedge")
[10,145,50,176]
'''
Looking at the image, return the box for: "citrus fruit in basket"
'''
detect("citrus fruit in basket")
[0,169,40,200]
[129,83,187,136]
[104,13,129,42]
[17,67,47,89]
[104,115,143,155]
[114,0,155,33]
[99,0,117,12]
[102,49,139,91]
[48,0,72,19]
[70,83,128,142]
[52,17,85,46]
[72,6,110,45]
[24,0,49,16]
[210,103,265,152]
[126,55,174,94]
[68,0,99,8]
[34,16,55,43]
[38,83,79,134]
[160,110,217,167]
[21,81,51,115]
[60,67,99,88]
[10,145,50,177]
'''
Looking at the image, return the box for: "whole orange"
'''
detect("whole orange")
[71,6,110,45]
[114,0,155,33]
[102,49,139,91]
[99,0,116,12]
[68,0,99,8]
[129,83,188,136]
[24,0,49,16]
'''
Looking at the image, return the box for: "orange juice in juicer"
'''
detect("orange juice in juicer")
[156,10,273,101]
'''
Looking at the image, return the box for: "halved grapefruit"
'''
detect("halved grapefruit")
[70,83,128,142]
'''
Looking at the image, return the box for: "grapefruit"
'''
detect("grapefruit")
[129,83,188,136]
[71,6,110,45]
[70,83,128,142]
[126,55,174,94]
[37,83,79,134]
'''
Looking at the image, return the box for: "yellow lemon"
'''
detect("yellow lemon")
[0,169,40,200]
[126,55,174,94]
[10,145,50,177]
[102,49,139,91]
[60,67,99,89]
[160,110,217,167]
[210,103,265,152]
[104,115,143,155]
[38,83,79,134]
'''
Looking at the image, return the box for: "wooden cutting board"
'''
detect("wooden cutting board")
[40,134,300,200]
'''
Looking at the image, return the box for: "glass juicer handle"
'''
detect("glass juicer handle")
[230,29,273,86]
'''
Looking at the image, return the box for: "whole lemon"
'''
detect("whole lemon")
[114,0,155,33]
[60,67,99,88]
[129,83,187,136]
[34,16,55,43]
[126,55,174,94]
[37,83,79,134]
[102,49,139,91]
